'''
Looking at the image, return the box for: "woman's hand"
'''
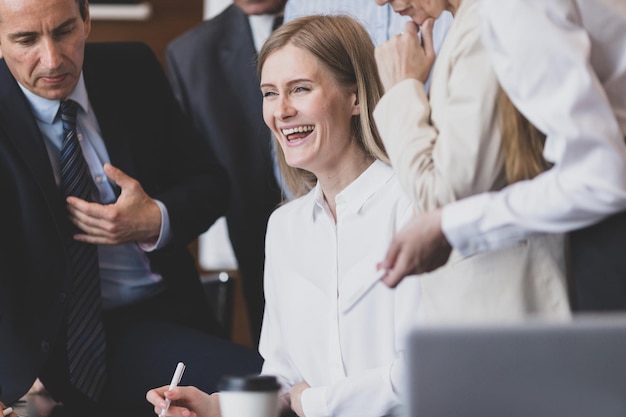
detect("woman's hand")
[375,19,436,92]
[146,385,220,417]
[0,400,17,417]
[289,381,310,417]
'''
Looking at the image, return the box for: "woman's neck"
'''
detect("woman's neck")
[318,150,374,222]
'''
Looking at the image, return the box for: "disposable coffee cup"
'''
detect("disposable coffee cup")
[218,375,280,417]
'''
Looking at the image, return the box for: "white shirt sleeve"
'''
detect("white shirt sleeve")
[137,199,171,251]
[301,365,399,417]
[443,0,626,256]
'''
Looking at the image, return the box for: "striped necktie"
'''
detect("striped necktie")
[59,99,107,400]
[272,14,284,32]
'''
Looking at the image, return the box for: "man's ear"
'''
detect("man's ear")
[84,0,92,38]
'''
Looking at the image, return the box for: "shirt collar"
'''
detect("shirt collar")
[248,13,281,53]
[312,160,395,221]
[18,72,89,125]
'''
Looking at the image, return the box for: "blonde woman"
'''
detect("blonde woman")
[148,15,420,417]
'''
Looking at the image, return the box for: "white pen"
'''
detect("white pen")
[2,407,13,417]
[342,268,390,314]
[160,362,186,417]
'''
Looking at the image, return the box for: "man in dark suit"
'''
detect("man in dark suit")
[166,0,287,345]
[0,0,261,414]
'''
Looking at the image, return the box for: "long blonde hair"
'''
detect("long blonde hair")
[499,88,550,183]
[257,15,388,198]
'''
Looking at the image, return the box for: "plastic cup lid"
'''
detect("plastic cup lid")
[218,375,280,392]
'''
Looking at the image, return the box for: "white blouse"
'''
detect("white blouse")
[259,161,420,417]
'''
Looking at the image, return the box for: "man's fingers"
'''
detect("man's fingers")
[380,235,414,288]
[67,203,118,240]
[66,197,110,221]
[73,234,115,245]
[382,249,416,288]
[381,235,402,273]
[104,163,132,188]
[381,269,403,288]
[68,206,102,230]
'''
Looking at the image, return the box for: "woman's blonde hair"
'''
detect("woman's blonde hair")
[257,14,388,198]
[498,88,551,183]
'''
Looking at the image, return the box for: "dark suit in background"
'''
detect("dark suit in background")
[166,4,283,344]
[0,42,261,414]
[569,210,626,310]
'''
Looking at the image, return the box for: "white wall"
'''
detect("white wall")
[204,0,232,19]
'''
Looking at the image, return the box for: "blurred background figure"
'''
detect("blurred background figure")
[285,0,450,47]
[284,0,453,91]
[166,0,287,345]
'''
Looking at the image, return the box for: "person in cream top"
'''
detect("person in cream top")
[373,0,571,319]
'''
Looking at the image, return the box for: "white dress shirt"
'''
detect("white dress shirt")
[248,13,279,53]
[443,0,626,256]
[285,0,409,46]
[284,0,451,48]
[259,161,420,417]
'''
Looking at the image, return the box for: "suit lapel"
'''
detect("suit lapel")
[220,6,264,128]
[0,60,67,224]
[82,45,135,178]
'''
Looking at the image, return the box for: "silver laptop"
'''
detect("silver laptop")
[406,314,626,417]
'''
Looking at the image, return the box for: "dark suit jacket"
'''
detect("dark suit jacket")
[0,42,229,404]
[166,4,282,343]
[569,210,626,311]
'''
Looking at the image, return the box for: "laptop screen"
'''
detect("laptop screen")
[406,314,626,417]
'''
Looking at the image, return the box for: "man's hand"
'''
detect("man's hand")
[289,381,310,417]
[379,209,452,288]
[375,19,435,92]
[146,385,219,417]
[66,163,162,245]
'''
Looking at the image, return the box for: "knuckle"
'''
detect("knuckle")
[103,222,118,234]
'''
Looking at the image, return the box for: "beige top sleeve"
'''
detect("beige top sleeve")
[374,0,505,213]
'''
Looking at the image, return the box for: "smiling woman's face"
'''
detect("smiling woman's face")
[260,44,359,178]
